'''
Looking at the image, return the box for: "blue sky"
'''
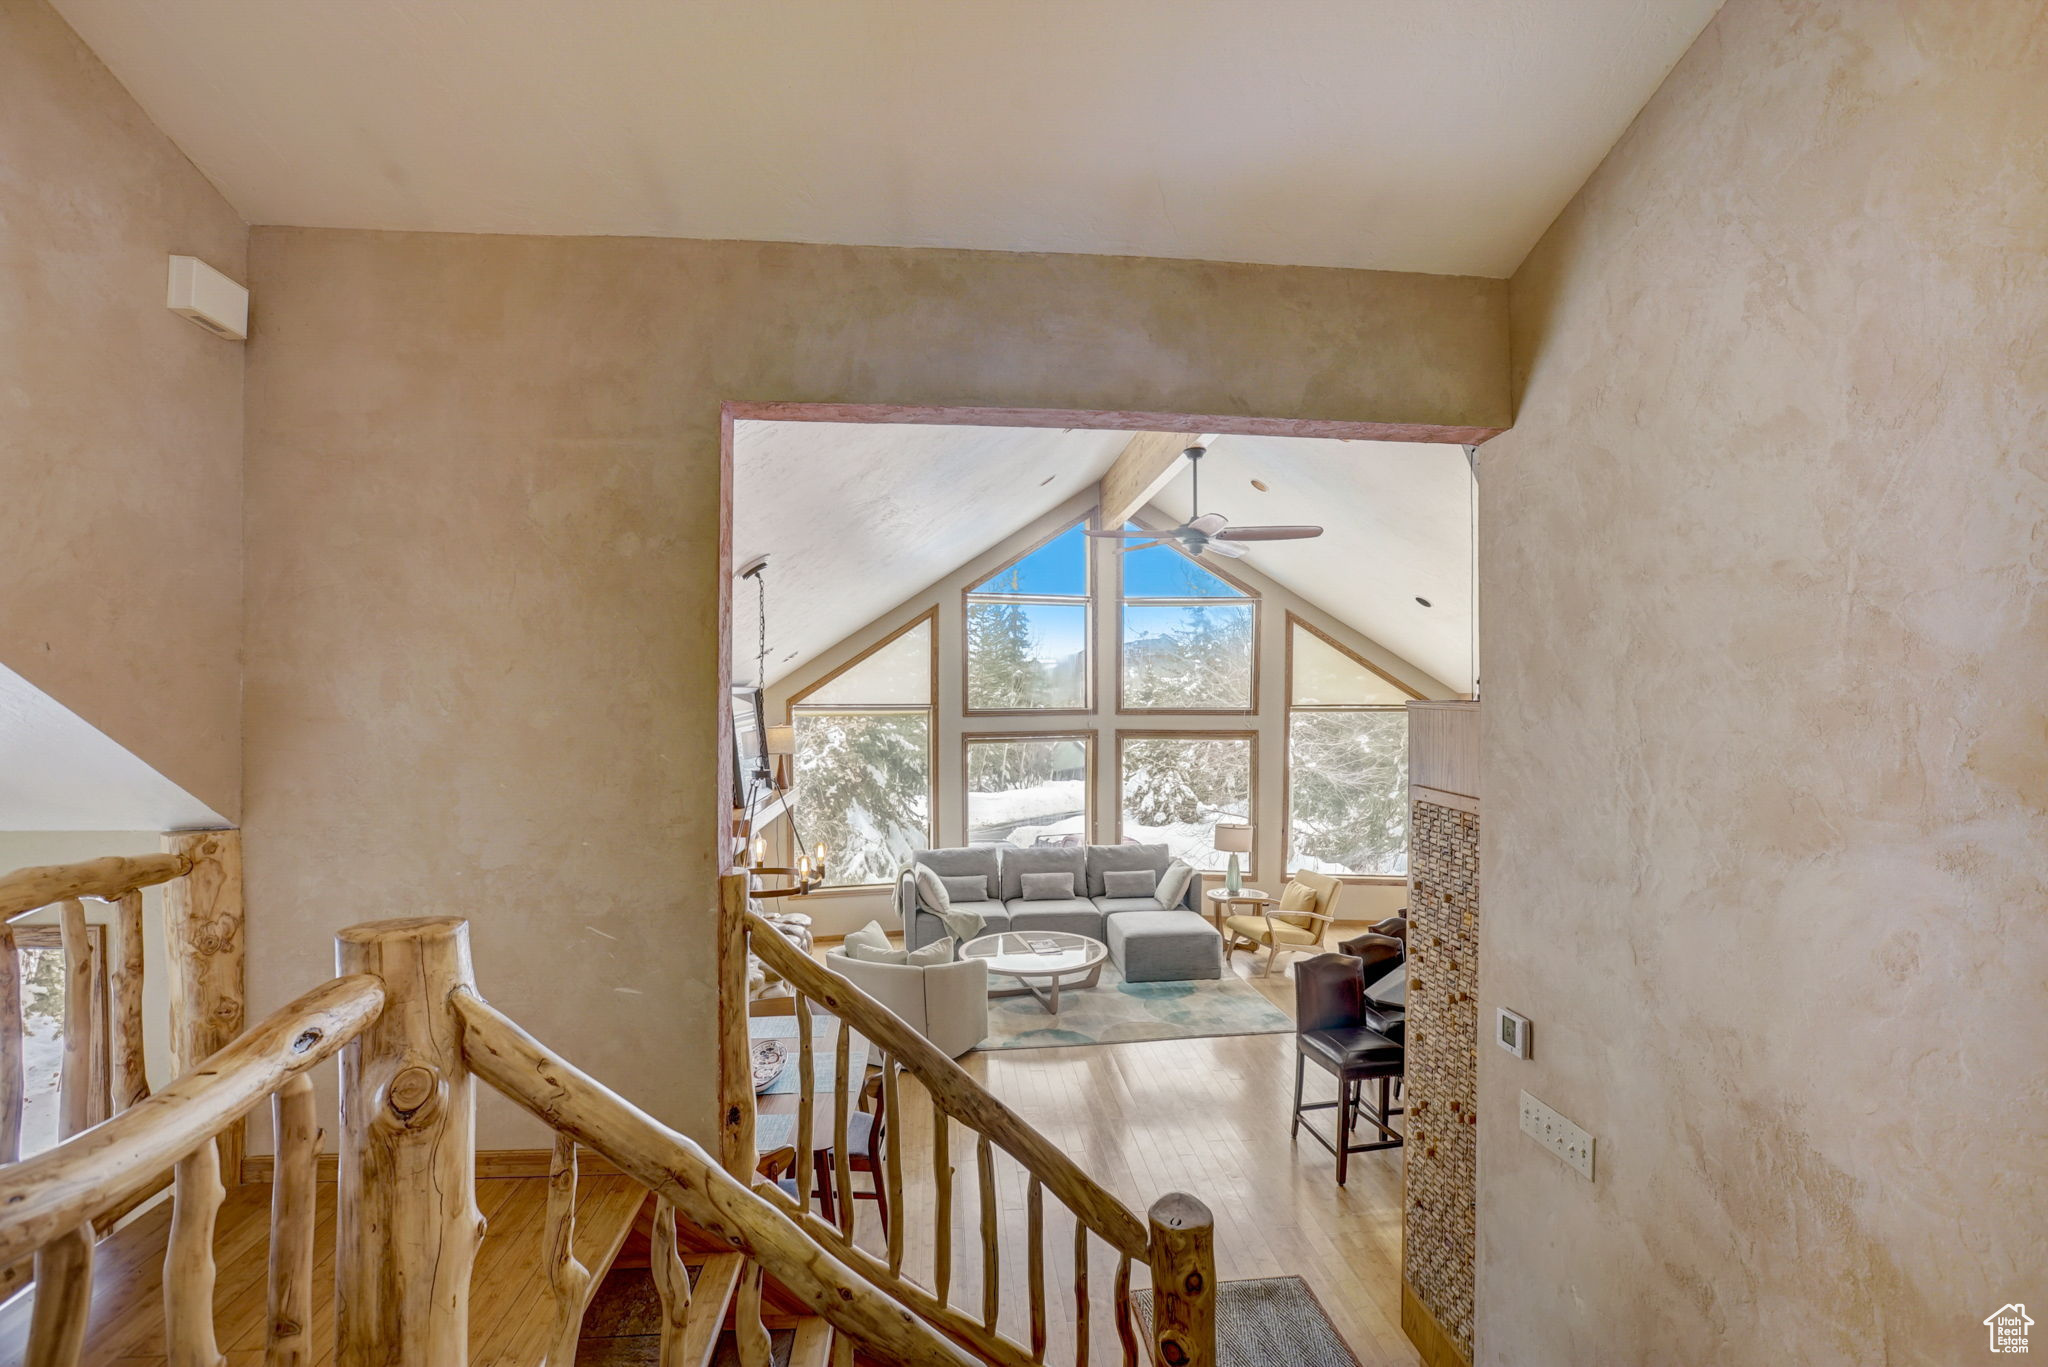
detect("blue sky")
[973,521,1243,601]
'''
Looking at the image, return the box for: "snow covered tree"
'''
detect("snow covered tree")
[1288,710,1408,874]
[792,711,930,885]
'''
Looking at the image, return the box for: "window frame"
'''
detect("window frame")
[960,730,1098,849]
[1113,727,1260,881]
[785,608,939,894]
[1114,525,1261,716]
[1281,613,1421,885]
[960,520,1095,717]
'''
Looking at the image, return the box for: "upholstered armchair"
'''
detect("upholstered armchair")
[1223,869,1342,976]
[823,948,989,1058]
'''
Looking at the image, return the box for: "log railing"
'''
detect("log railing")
[0,974,381,1364]
[720,874,1218,1367]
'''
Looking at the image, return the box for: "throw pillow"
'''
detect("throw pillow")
[1102,869,1158,899]
[906,936,955,967]
[1154,859,1195,908]
[912,864,952,914]
[940,874,988,903]
[1019,871,1075,901]
[844,919,902,963]
[1276,880,1320,927]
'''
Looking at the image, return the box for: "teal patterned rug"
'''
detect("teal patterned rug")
[975,961,1294,1051]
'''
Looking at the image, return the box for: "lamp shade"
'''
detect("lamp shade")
[1213,822,1254,854]
[764,724,796,756]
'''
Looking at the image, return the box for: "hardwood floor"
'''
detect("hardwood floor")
[810,926,1418,1366]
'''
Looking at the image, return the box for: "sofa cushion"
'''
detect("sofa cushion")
[1102,869,1159,899]
[1091,896,1167,916]
[912,845,1003,902]
[844,919,896,960]
[1105,910,1222,983]
[1002,898,1103,939]
[1020,870,1077,900]
[940,874,989,903]
[999,845,1086,902]
[1085,843,1170,898]
[1155,859,1196,909]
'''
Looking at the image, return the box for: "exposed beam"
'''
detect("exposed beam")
[1097,431,1204,528]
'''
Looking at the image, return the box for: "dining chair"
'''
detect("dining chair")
[811,1067,889,1228]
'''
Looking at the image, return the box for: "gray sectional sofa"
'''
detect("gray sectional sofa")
[897,843,1221,982]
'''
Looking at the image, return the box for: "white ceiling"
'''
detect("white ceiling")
[0,662,225,831]
[1153,435,1476,693]
[54,0,1721,277]
[734,421,1475,692]
[732,421,1132,686]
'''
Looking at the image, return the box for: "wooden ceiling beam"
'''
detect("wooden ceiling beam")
[1096,431,1208,528]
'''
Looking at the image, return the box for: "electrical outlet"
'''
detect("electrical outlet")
[1519,1091,1595,1180]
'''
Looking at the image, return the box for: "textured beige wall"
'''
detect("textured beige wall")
[242,227,1508,1146]
[1479,2,2048,1362]
[0,0,246,819]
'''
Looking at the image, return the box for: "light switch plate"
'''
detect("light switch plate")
[1520,1091,1595,1180]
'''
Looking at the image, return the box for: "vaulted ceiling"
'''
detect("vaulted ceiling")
[54,0,1720,277]
[733,421,1475,693]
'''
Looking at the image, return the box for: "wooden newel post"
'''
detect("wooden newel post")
[163,829,245,1179]
[1147,1192,1216,1367]
[334,917,483,1367]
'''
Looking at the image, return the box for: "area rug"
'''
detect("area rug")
[1134,1275,1363,1367]
[975,960,1293,1051]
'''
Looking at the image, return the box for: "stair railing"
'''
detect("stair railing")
[719,874,1218,1367]
[0,972,382,1365]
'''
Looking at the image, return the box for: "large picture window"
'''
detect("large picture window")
[1285,618,1414,877]
[1117,731,1255,873]
[790,614,935,887]
[965,523,1091,712]
[1118,532,1256,711]
[964,733,1093,847]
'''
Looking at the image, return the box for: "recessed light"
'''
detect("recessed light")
[1415,597,1432,607]
[1250,479,1269,492]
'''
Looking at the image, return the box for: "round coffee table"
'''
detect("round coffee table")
[1204,887,1274,934]
[960,930,1107,1015]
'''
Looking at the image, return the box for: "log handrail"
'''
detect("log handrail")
[0,854,193,923]
[742,908,1151,1260]
[0,974,383,1266]
[451,984,983,1367]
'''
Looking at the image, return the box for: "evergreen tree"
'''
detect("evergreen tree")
[1288,711,1408,873]
[792,712,930,884]
[966,568,1042,710]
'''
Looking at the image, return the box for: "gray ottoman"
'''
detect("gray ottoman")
[1106,911,1223,983]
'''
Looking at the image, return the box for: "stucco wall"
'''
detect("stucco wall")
[0,0,245,820]
[1479,1,2048,1362]
[242,226,1508,1147]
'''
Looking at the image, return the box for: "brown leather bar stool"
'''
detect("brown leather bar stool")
[1292,952,1404,1184]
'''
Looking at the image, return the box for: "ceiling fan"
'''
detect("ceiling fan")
[1086,445,1323,559]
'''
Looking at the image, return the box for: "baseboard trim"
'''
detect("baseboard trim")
[1401,1278,1471,1367]
[240,1147,628,1184]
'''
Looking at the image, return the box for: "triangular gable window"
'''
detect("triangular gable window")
[971,523,1089,598]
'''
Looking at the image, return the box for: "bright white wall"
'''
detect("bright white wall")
[763,490,1448,936]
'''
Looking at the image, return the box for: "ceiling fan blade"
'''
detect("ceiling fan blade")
[1201,539,1249,558]
[1084,528,1160,539]
[1117,540,1167,552]
[1213,525,1324,541]
[1187,512,1228,535]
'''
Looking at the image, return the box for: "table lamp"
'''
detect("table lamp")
[1214,822,1253,895]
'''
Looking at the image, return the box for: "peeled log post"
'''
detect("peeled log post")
[165,1136,227,1367]
[1,925,22,1162]
[543,1133,591,1367]
[56,901,91,1141]
[267,1076,319,1367]
[109,890,149,1112]
[649,1198,692,1367]
[1146,1194,1215,1367]
[24,1222,92,1367]
[715,873,755,1177]
[163,831,244,1181]
[335,918,482,1367]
